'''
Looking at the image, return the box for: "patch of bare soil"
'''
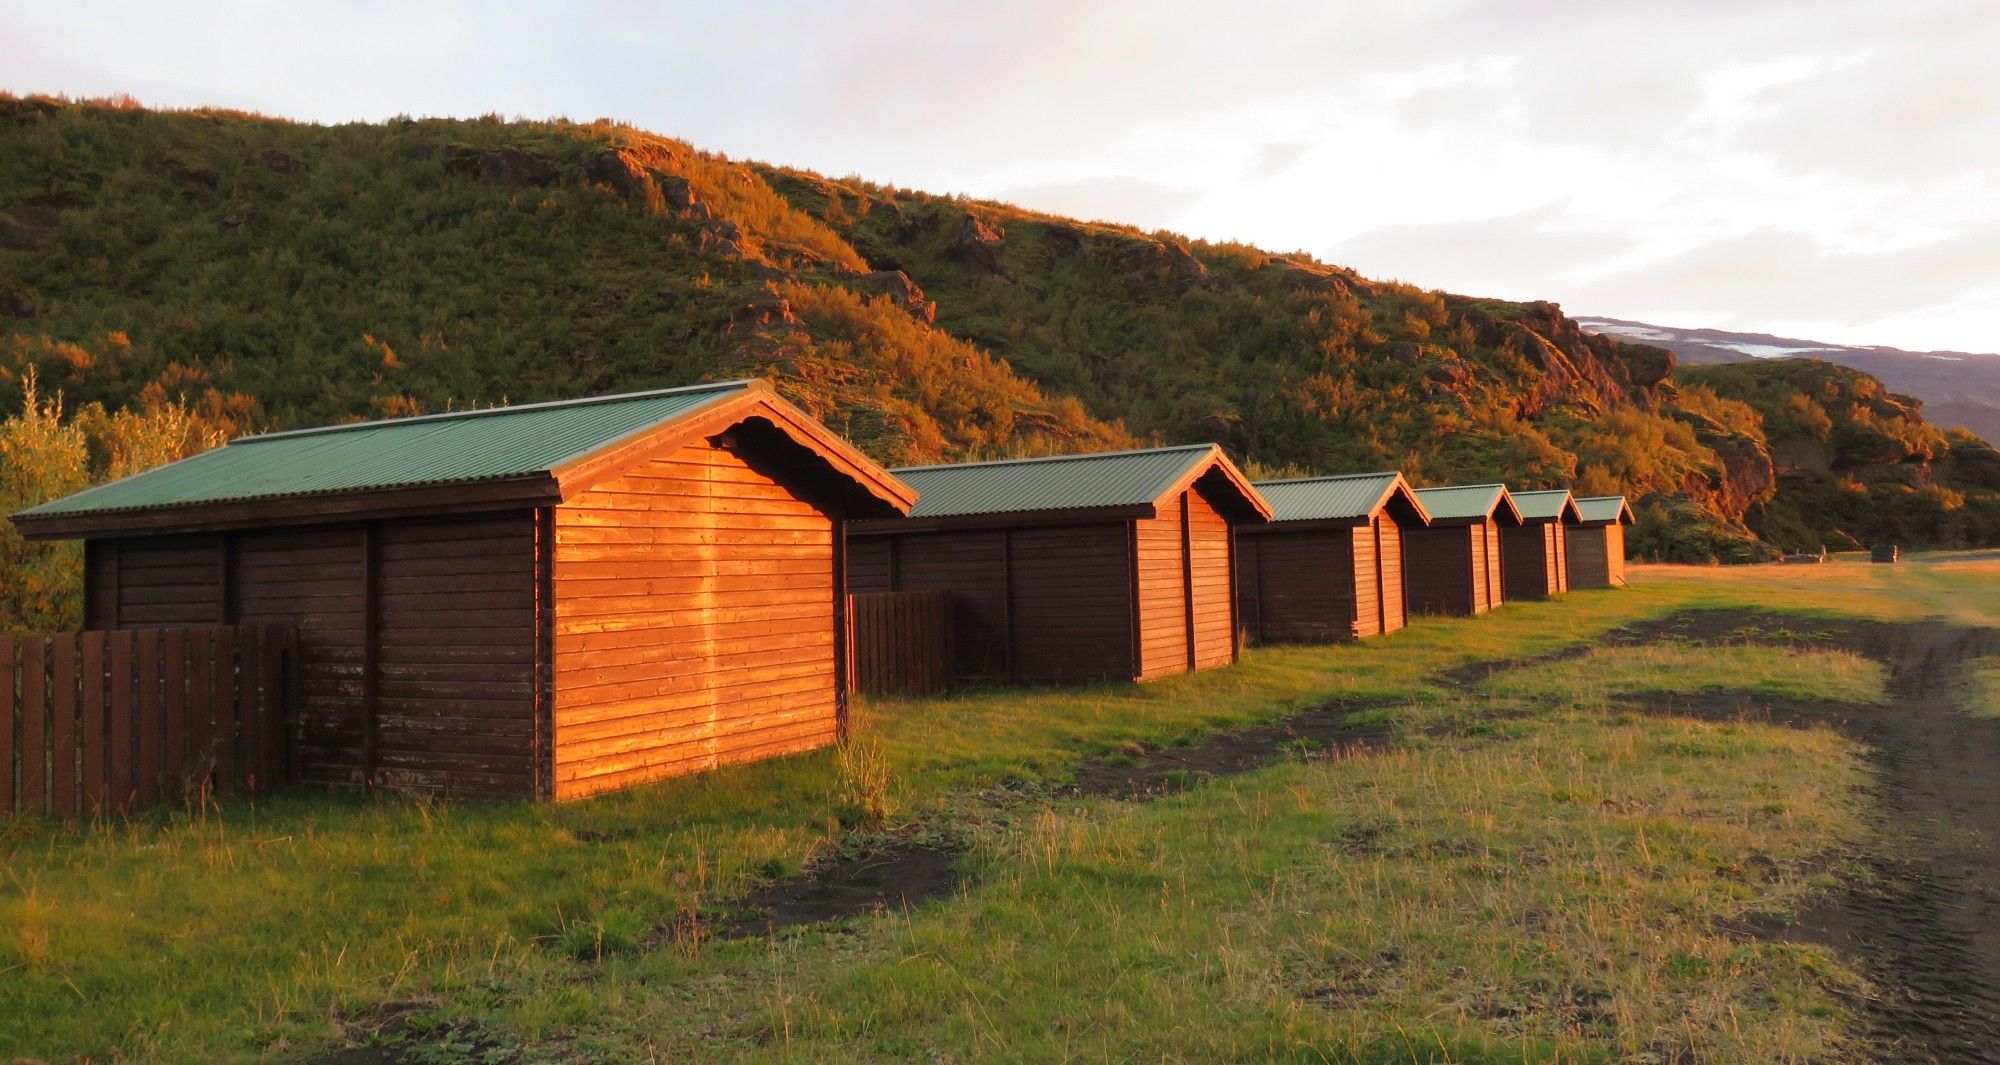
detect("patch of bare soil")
[1473,608,2000,1063]
[708,838,966,940]
[1061,697,1393,800]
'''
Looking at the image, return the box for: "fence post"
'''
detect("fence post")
[1,635,15,817]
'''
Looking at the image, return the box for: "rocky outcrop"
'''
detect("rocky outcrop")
[725,288,799,335]
[952,214,1007,273]
[431,145,559,188]
[853,269,936,323]
[1119,240,1212,285]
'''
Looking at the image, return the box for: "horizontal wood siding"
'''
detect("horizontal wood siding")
[1470,520,1500,614]
[1501,524,1558,601]
[1379,517,1407,634]
[1565,526,1612,588]
[1134,501,1188,680]
[552,439,837,800]
[374,513,538,798]
[1351,524,1380,639]
[1008,524,1135,682]
[1238,528,1356,643]
[1186,488,1235,670]
[115,536,225,627]
[845,536,893,594]
[1606,524,1627,585]
[231,526,368,789]
[1404,525,1475,616]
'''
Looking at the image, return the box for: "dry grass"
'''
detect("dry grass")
[1488,643,1889,707]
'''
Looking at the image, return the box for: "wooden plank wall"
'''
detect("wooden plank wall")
[1404,525,1475,616]
[551,438,838,800]
[1377,516,1407,634]
[374,515,539,798]
[0,625,292,818]
[231,527,367,789]
[1186,489,1235,669]
[1606,524,1627,585]
[1500,524,1556,600]
[1137,487,1237,677]
[848,590,954,696]
[114,536,226,627]
[1472,519,1503,613]
[1565,527,1612,588]
[881,532,1011,681]
[1009,524,1135,683]
[1237,528,1356,643]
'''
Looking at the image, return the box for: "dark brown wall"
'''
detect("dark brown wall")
[1565,526,1614,588]
[1236,526,1358,643]
[83,511,542,799]
[1404,524,1475,616]
[1501,523,1562,600]
[849,521,1137,684]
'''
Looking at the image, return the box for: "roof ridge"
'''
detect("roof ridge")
[1253,471,1399,486]
[1414,482,1508,491]
[234,379,760,445]
[1511,488,1573,496]
[1574,494,1627,501]
[892,442,1215,475]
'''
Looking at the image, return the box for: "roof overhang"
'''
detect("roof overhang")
[1167,446,1272,524]
[12,380,917,540]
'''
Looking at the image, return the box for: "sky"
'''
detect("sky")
[5,0,1997,353]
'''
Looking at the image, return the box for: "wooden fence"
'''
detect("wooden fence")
[2,625,294,819]
[848,591,955,697]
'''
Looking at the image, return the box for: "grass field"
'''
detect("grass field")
[3,553,1997,1063]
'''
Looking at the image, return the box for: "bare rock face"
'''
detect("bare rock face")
[436,145,560,188]
[700,220,747,258]
[855,269,937,323]
[726,288,798,334]
[953,214,1007,273]
[1608,338,1675,387]
[1119,240,1211,285]
[583,149,649,197]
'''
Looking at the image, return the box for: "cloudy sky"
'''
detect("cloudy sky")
[6,0,1996,352]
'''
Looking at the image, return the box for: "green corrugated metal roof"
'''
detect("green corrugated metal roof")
[17,381,756,518]
[1510,489,1576,522]
[1575,495,1633,524]
[895,444,1218,519]
[1254,472,1400,523]
[1412,483,1511,521]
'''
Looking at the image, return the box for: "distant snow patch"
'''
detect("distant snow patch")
[1717,342,1842,359]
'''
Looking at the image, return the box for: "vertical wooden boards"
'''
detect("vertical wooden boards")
[136,624,163,808]
[19,636,46,813]
[79,631,106,814]
[49,636,77,817]
[107,630,133,809]
[552,439,836,800]
[848,591,955,695]
[0,636,14,817]
[873,530,1009,681]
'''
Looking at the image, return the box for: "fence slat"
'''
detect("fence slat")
[50,636,78,818]
[135,629,161,808]
[1,635,15,817]
[108,631,133,811]
[259,626,286,794]
[20,636,46,814]
[234,626,261,795]
[848,591,954,697]
[162,629,187,802]
[184,628,210,804]
[212,626,238,796]
[80,631,107,815]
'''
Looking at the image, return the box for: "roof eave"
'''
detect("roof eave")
[9,473,563,541]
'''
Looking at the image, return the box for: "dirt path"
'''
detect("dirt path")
[1471,608,2000,1063]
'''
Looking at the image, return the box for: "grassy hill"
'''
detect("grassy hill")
[3,94,1997,568]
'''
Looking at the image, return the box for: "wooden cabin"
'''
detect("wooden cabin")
[12,381,915,801]
[1403,484,1522,616]
[1236,472,1430,643]
[846,444,1270,684]
[1565,495,1634,588]
[1500,489,1581,600]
